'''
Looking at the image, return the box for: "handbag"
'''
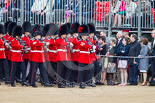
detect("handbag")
[104,57,108,69]
[107,62,116,73]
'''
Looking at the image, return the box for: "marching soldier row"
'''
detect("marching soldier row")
[0,21,97,89]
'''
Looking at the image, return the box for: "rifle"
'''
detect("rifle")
[65,38,73,53]
[19,39,28,53]
[86,37,92,45]
[40,38,49,52]
[2,37,12,50]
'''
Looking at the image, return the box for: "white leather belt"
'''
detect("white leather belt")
[31,50,44,53]
[27,48,31,50]
[57,49,67,52]
[48,50,57,53]
[73,49,79,52]
[11,50,22,53]
[0,48,5,51]
[80,51,90,54]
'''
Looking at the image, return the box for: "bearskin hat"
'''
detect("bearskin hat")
[42,24,51,37]
[0,24,5,34]
[12,25,23,37]
[87,23,96,33]
[31,24,41,36]
[4,21,12,34]
[7,22,17,36]
[47,24,59,36]
[66,23,72,34]
[59,24,68,36]
[22,21,32,33]
[78,24,89,36]
[71,22,80,34]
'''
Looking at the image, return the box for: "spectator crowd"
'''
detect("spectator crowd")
[0,0,154,27]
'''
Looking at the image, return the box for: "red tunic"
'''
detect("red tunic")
[29,39,35,61]
[66,38,72,61]
[30,39,45,63]
[78,40,91,64]
[56,38,68,61]
[43,39,50,61]
[48,39,57,62]
[0,39,6,59]
[70,37,79,62]
[10,39,23,62]
[88,37,96,62]
[8,37,14,60]
[22,36,31,60]
[3,34,10,58]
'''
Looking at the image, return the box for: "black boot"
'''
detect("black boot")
[88,83,96,87]
[58,84,65,88]
[5,81,10,85]
[65,82,73,87]
[79,82,86,89]
[16,79,22,83]
[32,84,38,88]
[21,82,30,86]
[11,83,16,87]
[44,83,54,87]
[88,80,96,87]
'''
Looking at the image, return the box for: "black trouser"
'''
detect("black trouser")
[94,60,102,81]
[70,61,79,83]
[57,61,72,84]
[15,65,21,81]
[64,61,72,82]
[8,60,12,76]
[24,59,29,80]
[0,59,10,82]
[10,62,26,85]
[87,62,95,83]
[78,63,90,84]
[31,62,49,85]
[151,58,155,77]
[28,61,33,84]
[129,65,138,85]
[49,62,57,83]
[24,59,29,69]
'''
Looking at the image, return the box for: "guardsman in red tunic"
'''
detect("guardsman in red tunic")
[45,24,59,84]
[10,25,30,87]
[56,24,73,88]
[41,24,52,79]
[77,24,92,89]
[42,24,55,84]
[6,22,17,67]
[69,22,80,84]
[64,23,74,87]
[3,21,12,59]
[22,21,32,69]
[30,31,53,88]
[87,23,97,87]
[0,24,10,85]
[28,24,40,84]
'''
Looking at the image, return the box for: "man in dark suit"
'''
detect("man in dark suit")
[116,31,123,49]
[128,34,141,85]
[115,31,123,83]
[151,30,155,76]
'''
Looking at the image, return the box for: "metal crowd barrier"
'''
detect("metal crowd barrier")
[0,0,155,36]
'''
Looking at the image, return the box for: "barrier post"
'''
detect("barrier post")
[108,0,112,38]
[138,0,141,38]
